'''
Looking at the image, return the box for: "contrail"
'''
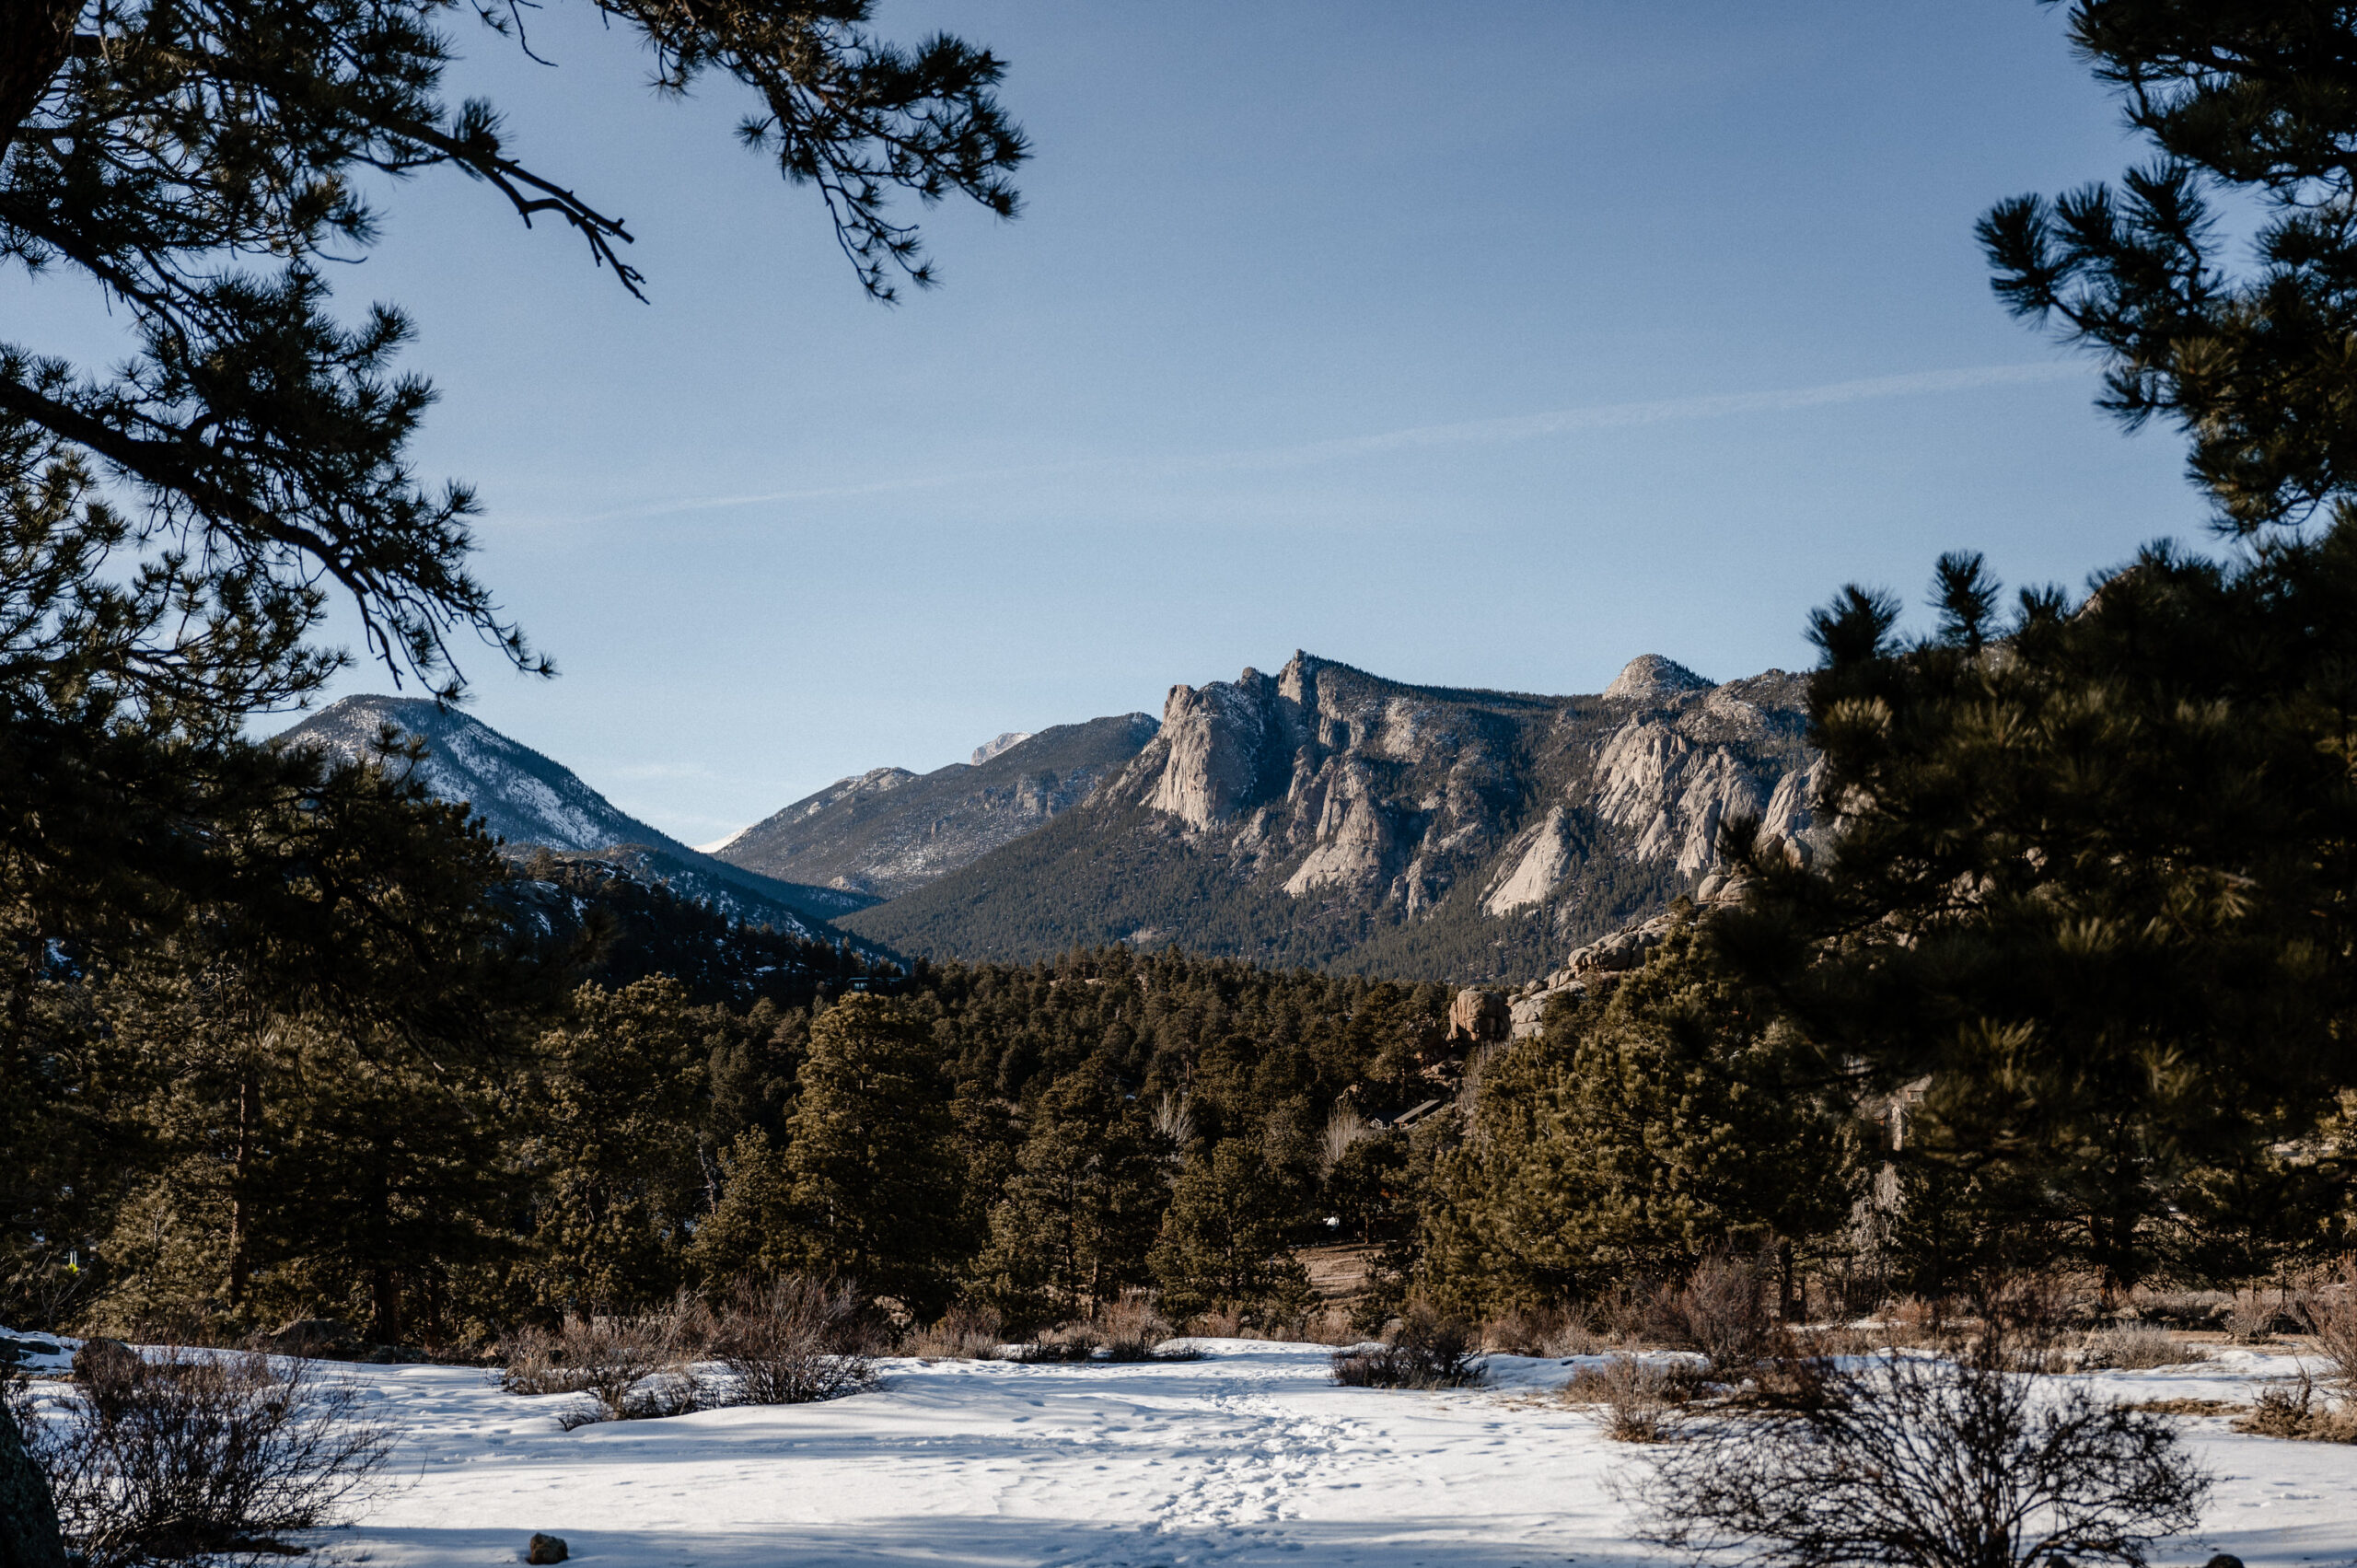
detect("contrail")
[576,360,2089,523]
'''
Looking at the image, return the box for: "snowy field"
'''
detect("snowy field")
[14,1336,2357,1567]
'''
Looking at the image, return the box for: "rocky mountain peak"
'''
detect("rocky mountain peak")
[970,732,1035,766]
[714,712,1160,899]
[853,649,1828,981]
[1602,654,1714,704]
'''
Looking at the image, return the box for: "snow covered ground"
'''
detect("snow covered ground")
[13,1336,2357,1567]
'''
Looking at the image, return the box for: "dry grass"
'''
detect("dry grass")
[2084,1324,2208,1370]
[1562,1355,1686,1442]
[909,1303,1004,1360]
[1097,1291,1182,1361]
[1009,1323,1103,1364]
[2227,1285,2289,1343]
[1481,1305,1603,1358]
[2126,1397,2243,1416]
[2232,1371,2357,1443]
[2298,1263,2357,1393]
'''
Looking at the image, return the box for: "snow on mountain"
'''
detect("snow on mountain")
[714,714,1160,899]
[273,696,874,932]
[970,731,1035,765]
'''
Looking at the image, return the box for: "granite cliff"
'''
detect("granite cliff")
[841,651,1826,980]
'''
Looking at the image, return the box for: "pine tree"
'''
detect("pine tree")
[523,979,709,1316]
[767,995,961,1317]
[1149,1139,1312,1324]
[1423,922,1857,1316]
[970,1062,1167,1331]
[1979,2,2357,536]
[1714,3,2357,1295]
[1,0,1028,707]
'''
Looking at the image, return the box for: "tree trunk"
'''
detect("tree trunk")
[369,1166,400,1345]
[0,1403,68,1568]
[370,1262,399,1347]
[0,0,79,156]
[226,1063,256,1309]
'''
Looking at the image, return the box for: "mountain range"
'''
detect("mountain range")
[710,713,1161,899]
[273,650,1827,982]
[274,697,874,940]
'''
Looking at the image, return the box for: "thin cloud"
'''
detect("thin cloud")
[578,361,2090,523]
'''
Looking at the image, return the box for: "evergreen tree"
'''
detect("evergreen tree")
[1715,2,2357,1295]
[1,0,1028,707]
[1724,542,2357,1290]
[970,1062,1167,1331]
[523,979,709,1315]
[765,995,960,1315]
[1423,922,1857,1316]
[1149,1139,1313,1324]
[1980,2,2357,535]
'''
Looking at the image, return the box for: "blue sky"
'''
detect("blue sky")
[29,3,2216,842]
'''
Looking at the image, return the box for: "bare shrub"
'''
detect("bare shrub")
[2084,1325,2206,1371]
[2233,1368,2357,1444]
[2226,1284,2285,1343]
[493,1323,591,1397]
[710,1277,877,1405]
[2297,1262,2357,1394]
[534,1311,703,1425]
[1330,1308,1484,1389]
[1191,1304,1248,1339]
[1097,1291,1178,1361]
[6,1349,391,1568]
[1587,1286,1643,1345]
[1666,1249,1770,1373]
[1979,1274,2082,1371]
[1010,1322,1101,1364]
[1482,1304,1602,1358]
[910,1303,1004,1360]
[1562,1355,1685,1442]
[1630,1339,2211,1568]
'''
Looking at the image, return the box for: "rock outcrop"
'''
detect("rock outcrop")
[1447,988,1511,1043]
[848,651,1828,980]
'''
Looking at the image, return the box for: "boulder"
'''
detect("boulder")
[1446,989,1510,1043]
[528,1534,569,1564]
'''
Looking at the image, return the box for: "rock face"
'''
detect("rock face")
[1447,989,1511,1043]
[846,651,1828,981]
[714,714,1160,900]
[273,697,867,935]
[971,732,1036,766]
